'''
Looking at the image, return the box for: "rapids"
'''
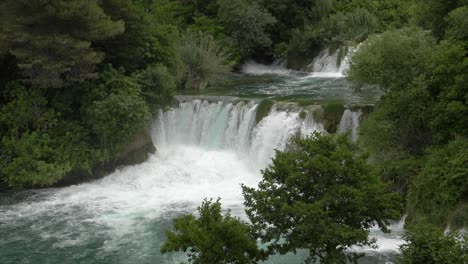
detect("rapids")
[0,59,402,263]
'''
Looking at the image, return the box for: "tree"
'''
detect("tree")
[217,0,276,57]
[0,0,124,88]
[97,0,168,72]
[348,27,436,93]
[135,63,176,111]
[333,0,410,30]
[258,0,332,45]
[161,198,261,264]
[412,0,465,39]
[398,224,467,264]
[242,133,402,264]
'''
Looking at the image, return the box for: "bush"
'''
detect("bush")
[84,69,150,151]
[161,198,261,264]
[348,27,436,93]
[398,224,467,264]
[178,31,232,90]
[407,138,468,227]
[136,64,176,111]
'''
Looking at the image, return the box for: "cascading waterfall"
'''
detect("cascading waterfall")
[0,98,404,264]
[308,46,358,77]
[154,100,324,170]
[338,109,362,142]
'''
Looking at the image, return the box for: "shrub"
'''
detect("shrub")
[161,198,261,264]
[178,31,232,90]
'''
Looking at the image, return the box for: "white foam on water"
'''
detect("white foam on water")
[0,99,402,263]
[338,109,363,141]
[241,60,292,76]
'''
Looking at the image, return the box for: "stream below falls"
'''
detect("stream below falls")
[0,68,404,264]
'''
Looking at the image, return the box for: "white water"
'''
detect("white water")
[0,100,404,263]
[240,47,355,78]
[338,109,362,142]
[308,48,350,78]
[241,60,292,75]
[155,100,323,171]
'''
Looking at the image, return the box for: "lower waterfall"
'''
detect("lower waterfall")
[0,99,402,264]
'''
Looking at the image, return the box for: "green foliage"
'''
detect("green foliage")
[189,16,225,39]
[161,198,261,264]
[97,0,161,71]
[411,0,466,39]
[0,0,124,88]
[150,0,187,26]
[135,64,176,111]
[445,6,468,41]
[360,79,433,156]
[84,68,150,151]
[398,224,467,264]
[332,8,379,43]
[217,0,276,57]
[255,99,274,124]
[258,0,331,45]
[333,0,410,30]
[242,133,402,264]
[0,83,91,187]
[178,31,232,90]
[429,40,468,144]
[348,27,436,93]
[407,138,468,227]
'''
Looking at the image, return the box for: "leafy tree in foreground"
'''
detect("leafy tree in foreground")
[242,133,402,264]
[161,198,260,264]
[398,224,467,264]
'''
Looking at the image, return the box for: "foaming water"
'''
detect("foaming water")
[0,100,402,264]
[155,100,323,170]
[339,109,362,141]
[241,60,293,75]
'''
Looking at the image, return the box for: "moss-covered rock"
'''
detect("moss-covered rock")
[322,103,346,133]
[255,99,274,124]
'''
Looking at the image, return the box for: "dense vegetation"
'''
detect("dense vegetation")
[348,1,468,231]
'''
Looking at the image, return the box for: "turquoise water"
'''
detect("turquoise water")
[185,73,381,104]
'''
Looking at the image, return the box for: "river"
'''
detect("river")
[0,60,404,264]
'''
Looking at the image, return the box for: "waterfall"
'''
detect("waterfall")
[154,100,325,170]
[338,109,362,142]
[0,97,401,264]
[308,46,358,78]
